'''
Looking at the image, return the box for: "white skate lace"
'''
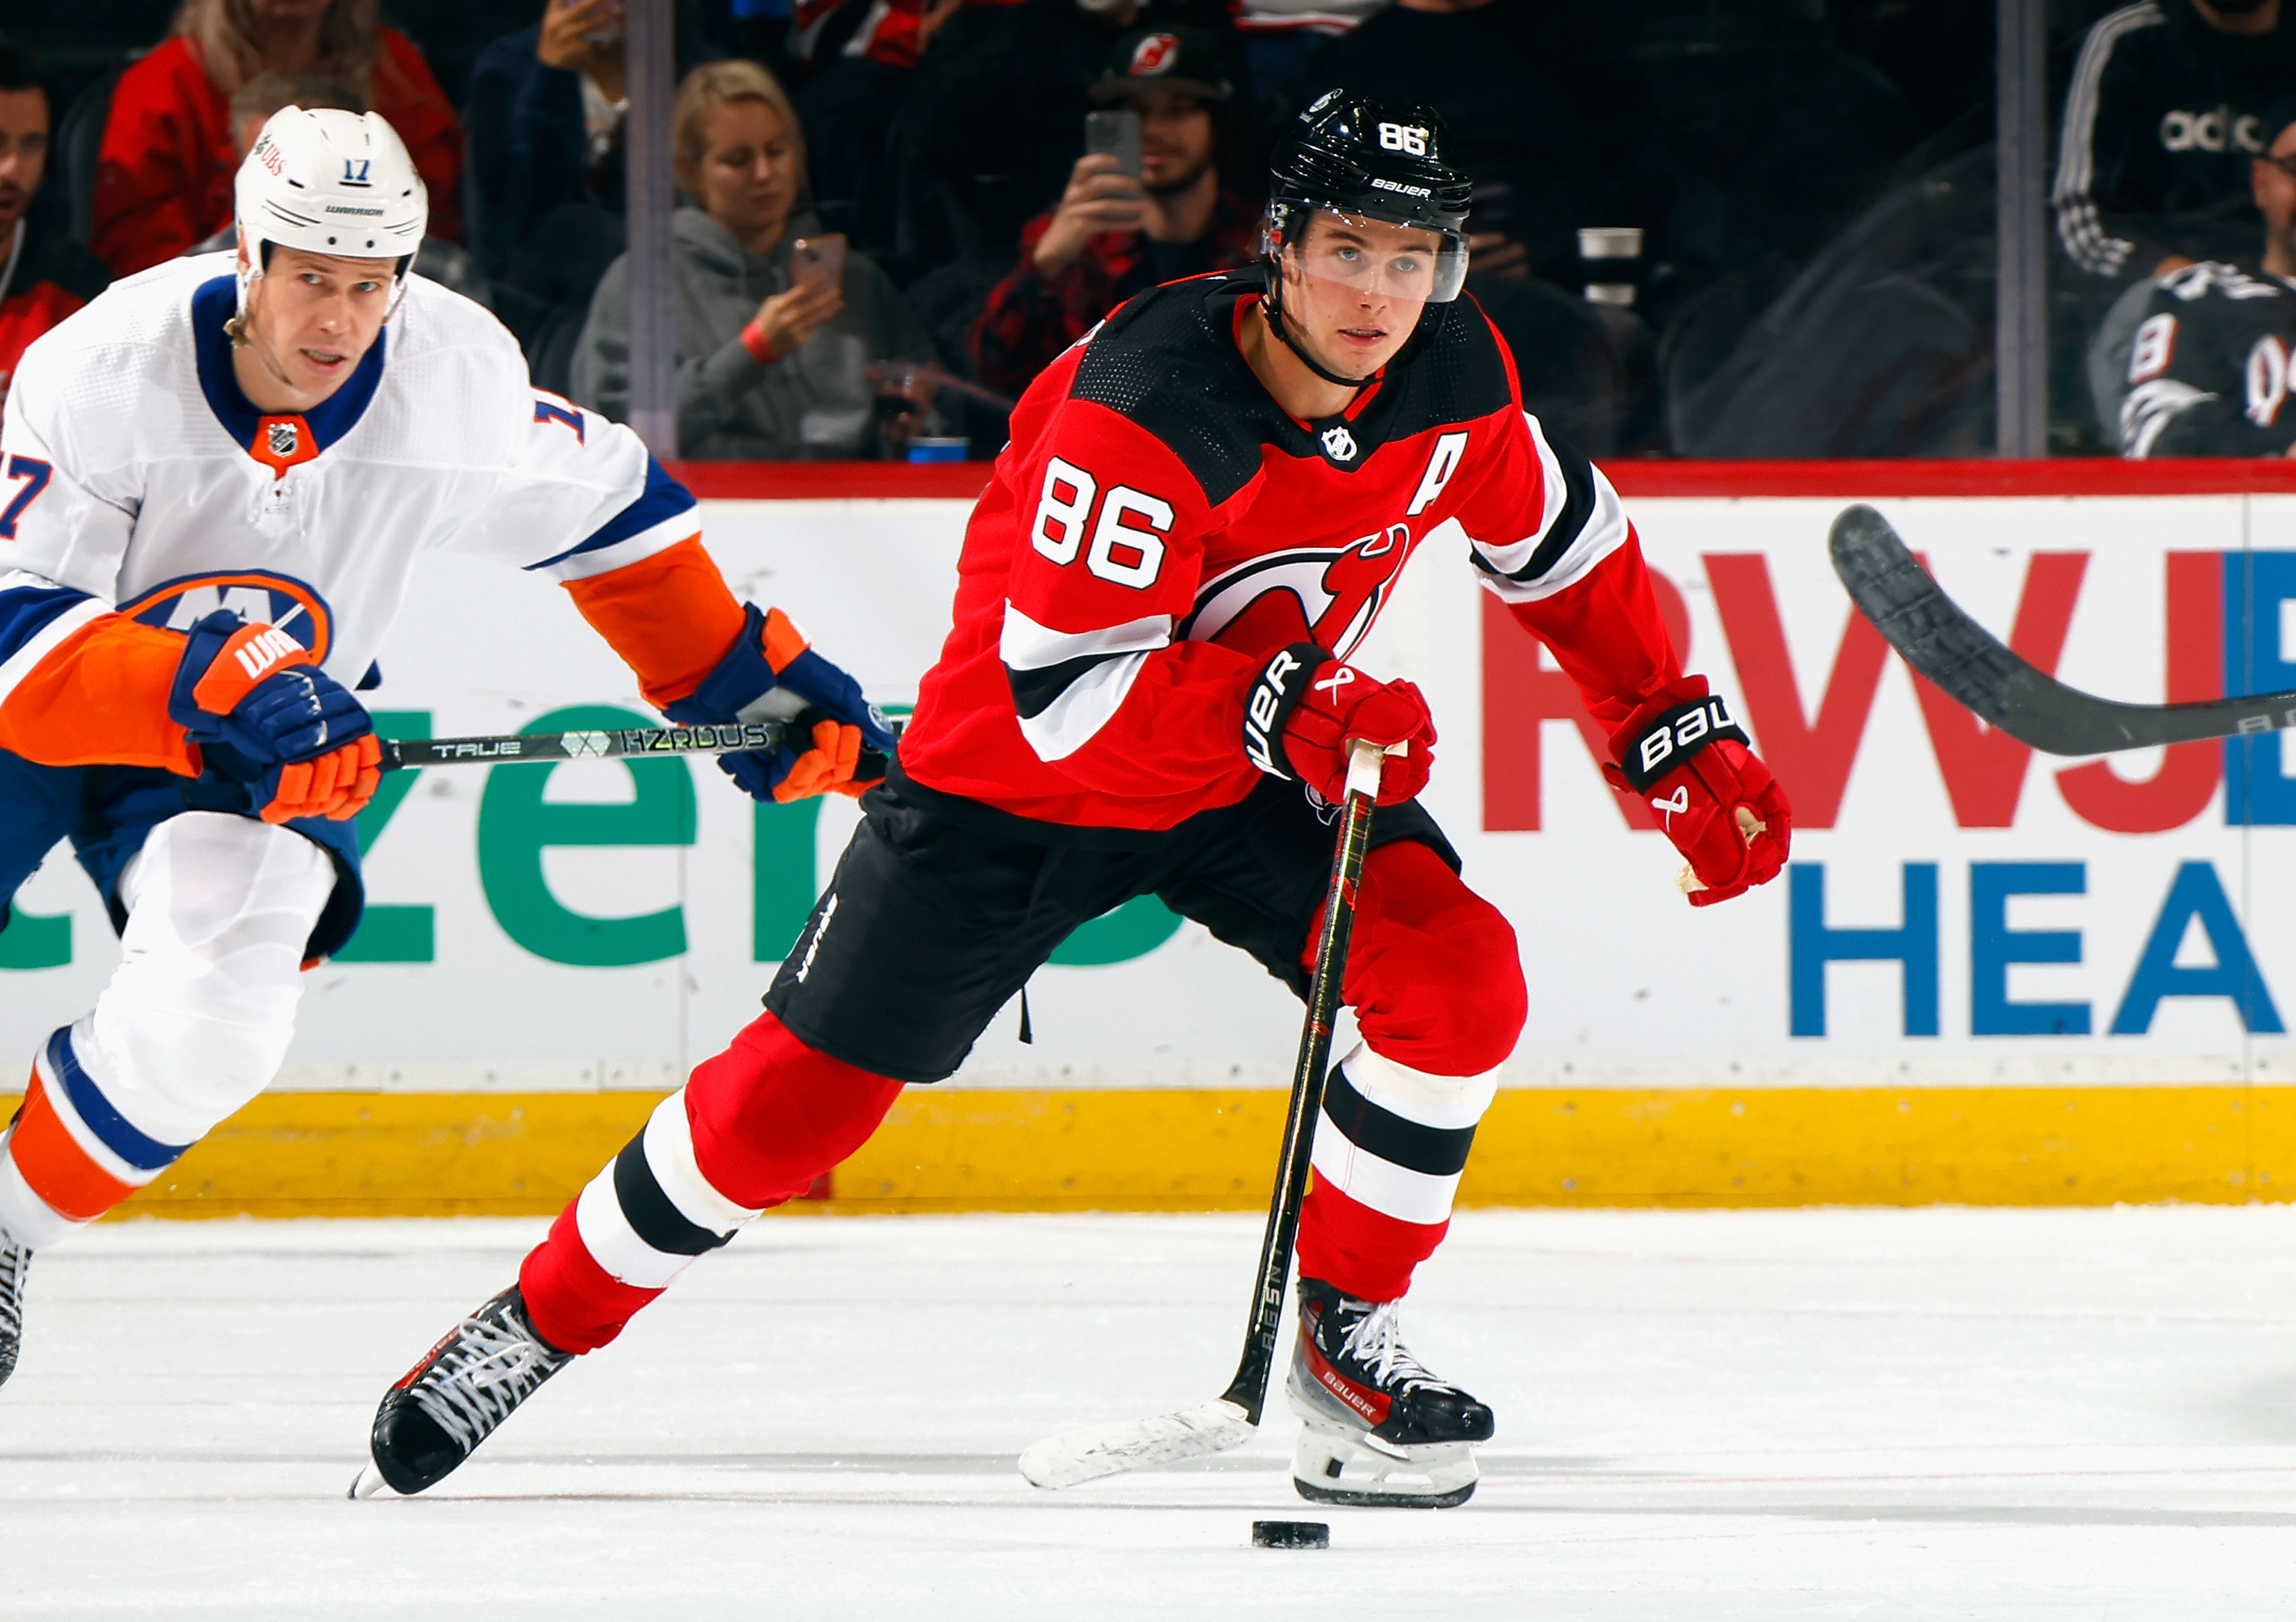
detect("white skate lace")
[409,1307,563,1453]
[1334,1300,1460,1398]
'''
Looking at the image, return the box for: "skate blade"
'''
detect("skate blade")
[347,1460,394,1500]
[1291,1418,1478,1509]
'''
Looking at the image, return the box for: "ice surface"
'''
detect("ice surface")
[5,1206,2296,1619]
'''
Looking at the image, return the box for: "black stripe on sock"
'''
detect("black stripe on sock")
[611,1132,730,1257]
[1322,1063,1478,1178]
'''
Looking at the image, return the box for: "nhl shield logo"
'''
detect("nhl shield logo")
[1320,424,1358,463]
[268,420,300,459]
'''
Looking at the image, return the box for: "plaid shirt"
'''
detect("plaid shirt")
[968,188,1262,399]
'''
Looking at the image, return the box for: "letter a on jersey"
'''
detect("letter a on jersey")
[1406,432,1468,517]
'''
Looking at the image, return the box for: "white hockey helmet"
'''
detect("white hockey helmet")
[234,106,426,306]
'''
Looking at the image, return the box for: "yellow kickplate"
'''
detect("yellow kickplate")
[0,1085,2284,1219]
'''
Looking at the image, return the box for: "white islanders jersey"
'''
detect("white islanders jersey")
[0,254,697,713]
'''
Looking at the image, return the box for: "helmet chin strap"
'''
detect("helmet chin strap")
[1264,257,1377,391]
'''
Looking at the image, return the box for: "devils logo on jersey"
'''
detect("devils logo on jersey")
[1178,522,1414,660]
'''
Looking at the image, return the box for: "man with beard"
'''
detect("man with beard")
[0,39,108,431]
[970,25,1260,398]
[2055,0,2296,285]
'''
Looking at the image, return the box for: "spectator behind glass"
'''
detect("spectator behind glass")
[1229,0,1385,106]
[465,0,629,288]
[2055,0,2296,287]
[572,59,938,460]
[788,0,967,256]
[0,39,109,431]
[91,0,464,278]
[970,26,1259,399]
[1314,0,1652,288]
[888,0,1232,279]
[181,71,489,307]
[2094,93,2296,455]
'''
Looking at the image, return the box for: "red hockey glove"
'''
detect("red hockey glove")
[1240,642,1435,806]
[167,613,382,823]
[1602,680,1791,908]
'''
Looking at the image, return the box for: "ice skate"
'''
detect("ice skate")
[0,1221,26,1391]
[1284,1278,1492,1508]
[351,1285,572,1498]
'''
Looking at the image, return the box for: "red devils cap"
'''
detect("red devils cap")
[1091,24,1233,103]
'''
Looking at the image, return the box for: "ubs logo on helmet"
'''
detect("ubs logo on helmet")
[1130,33,1179,74]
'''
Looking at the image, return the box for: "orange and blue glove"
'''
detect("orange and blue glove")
[166,611,381,823]
[663,603,898,803]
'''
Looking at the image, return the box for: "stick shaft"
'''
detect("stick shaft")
[379,721,788,772]
[1218,747,1383,1425]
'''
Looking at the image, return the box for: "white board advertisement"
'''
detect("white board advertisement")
[6,490,2294,1092]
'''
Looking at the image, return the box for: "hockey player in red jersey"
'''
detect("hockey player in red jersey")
[359,92,1793,1508]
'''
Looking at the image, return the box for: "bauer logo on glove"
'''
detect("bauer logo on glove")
[1602,679,1791,908]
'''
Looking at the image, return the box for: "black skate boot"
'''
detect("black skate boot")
[1285,1277,1494,1508]
[350,1285,572,1498]
[0,1222,26,1390]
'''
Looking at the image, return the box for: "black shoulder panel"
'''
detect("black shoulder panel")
[1355,298,1517,443]
[1068,273,1287,508]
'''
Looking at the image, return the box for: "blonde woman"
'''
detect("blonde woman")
[92,0,462,276]
[572,59,935,460]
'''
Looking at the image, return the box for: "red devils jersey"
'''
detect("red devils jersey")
[898,270,1683,834]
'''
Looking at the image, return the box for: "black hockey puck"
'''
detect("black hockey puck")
[1251,1519,1330,1550]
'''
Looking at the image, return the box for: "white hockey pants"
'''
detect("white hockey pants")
[0,813,336,1248]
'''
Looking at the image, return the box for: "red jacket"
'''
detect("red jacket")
[968,189,1261,401]
[91,32,464,278]
[902,271,1680,834]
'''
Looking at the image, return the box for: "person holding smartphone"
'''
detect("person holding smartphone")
[970,26,1263,400]
[571,59,936,459]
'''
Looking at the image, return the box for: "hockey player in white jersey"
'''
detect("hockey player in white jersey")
[0,107,895,1386]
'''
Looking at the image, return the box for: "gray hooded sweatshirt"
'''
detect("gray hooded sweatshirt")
[572,208,935,459]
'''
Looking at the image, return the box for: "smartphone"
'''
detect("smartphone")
[1084,109,1143,183]
[792,233,847,295]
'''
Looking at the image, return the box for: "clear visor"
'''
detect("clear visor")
[1282,207,1470,305]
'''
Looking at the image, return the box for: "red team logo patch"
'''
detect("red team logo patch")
[1179,523,1417,661]
[1129,33,1179,75]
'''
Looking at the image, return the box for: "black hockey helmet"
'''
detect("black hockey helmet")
[1261,91,1474,384]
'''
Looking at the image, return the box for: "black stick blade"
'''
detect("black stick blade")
[1826,503,2296,756]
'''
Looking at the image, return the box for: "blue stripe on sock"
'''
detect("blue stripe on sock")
[45,1027,191,1173]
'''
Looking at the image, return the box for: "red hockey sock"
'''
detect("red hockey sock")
[1331,840,1527,1080]
[1296,1175,1448,1304]
[682,1011,905,1209]
[520,1202,663,1354]
[519,1012,904,1354]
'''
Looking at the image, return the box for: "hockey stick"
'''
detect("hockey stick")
[377,720,790,772]
[1018,738,1398,1490]
[1831,503,2296,755]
